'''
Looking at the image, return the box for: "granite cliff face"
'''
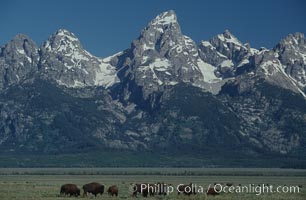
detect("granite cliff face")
[0,10,305,167]
[0,34,39,89]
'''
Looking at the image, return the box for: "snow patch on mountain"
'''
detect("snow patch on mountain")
[237,59,250,68]
[197,59,220,83]
[220,60,234,68]
[95,60,118,88]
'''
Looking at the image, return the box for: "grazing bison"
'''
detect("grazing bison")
[207,187,220,196]
[147,183,156,196]
[132,183,146,197]
[131,183,154,197]
[131,183,141,197]
[60,184,80,197]
[156,182,168,195]
[83,182,104,197]
[107,185,119,196]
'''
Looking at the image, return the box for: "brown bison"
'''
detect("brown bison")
[131,183,154,197]
[156,182,168,195]
[107,185,118,196]
[60,184,80,197]
[131,183,140,197]
[207,187,220,196]
[83,182,104,197]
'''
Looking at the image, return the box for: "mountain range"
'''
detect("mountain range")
[0,10,305,167]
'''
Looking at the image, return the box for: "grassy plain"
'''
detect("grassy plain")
[0,168,305,200]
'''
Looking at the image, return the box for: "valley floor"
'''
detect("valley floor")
[0,168,305,200]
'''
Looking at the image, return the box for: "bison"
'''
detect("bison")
[131,183,140,197]
[83,182,104,197]
[131,183,154,197]
[107,185,118,196]
[156,182,168,195]
[60,184,80,197]
[207,187,220,196]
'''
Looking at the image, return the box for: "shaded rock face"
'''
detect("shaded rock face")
[251,33,306,97]
[0,34,39,88]
[0,10,305,161]
[274,33,306,87]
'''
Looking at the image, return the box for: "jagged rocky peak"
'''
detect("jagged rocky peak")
[200,29,257,56]
[40,28,97,63]
[39,28,118,88]
[2,34,39,62]
[223,29,242,43]
[149,10,178,27]
[198,30,255,79]
[39,28,94,73]
[116,10,204,99]
[198,38,228,67]
[219,30,255,60]
[135,10,199,65]
[213,29,243,46]
[270,32,306,89]
[134,10,183,56]
[210,29,248,55]
[143,10,180,35]
[277,32,305,49]
[222,29,241,44]
[274,32,306,62]
[42,29,83,54]
[0,34,39,89]
[56,28,78,37]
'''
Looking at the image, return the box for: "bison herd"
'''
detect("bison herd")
[59,182,223,198]
[58,181,304,198]
[60,182,118,197]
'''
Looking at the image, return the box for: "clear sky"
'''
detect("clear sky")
[1,0,305,57]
